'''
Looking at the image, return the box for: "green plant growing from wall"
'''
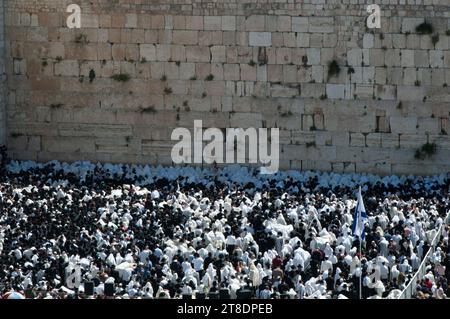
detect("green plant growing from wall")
[248,60,256,67]
[50,103,63,109]
[10,132,24,138]
[89,69,96,83]
[414,142,437,160]
[111,74,131,82]
[280,110,293,117]
[416,21,434,35]
[55,56,63,63]
[205,74,214,81]
[75,34,88,44]
[327,60,341,80]
[163,87,173,94]
[431,34,440,46]
[140,106,157,114]
[161,74,167,81]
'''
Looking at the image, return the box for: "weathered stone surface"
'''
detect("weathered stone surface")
[249,32,272,47]
[1,3,449,175]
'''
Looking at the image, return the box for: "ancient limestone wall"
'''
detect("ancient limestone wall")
[0,0,5,146]
[3,0,450,175]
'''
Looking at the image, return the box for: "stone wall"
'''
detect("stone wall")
[0,0,5,146]
[3,0,450,175]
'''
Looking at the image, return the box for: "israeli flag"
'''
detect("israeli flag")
[352,186,367,240]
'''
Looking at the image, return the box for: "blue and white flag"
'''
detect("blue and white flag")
[352,186,367,240]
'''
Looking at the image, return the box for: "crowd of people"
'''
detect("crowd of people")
[414,228,450,299]
[0,154,449,299]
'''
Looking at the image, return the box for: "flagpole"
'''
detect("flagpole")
[353,186,365,300]
[359,235,362,300]
[358,186,362,300]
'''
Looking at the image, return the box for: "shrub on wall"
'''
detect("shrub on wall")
[111,74,131,82]
[414,143,437,160]
[416,21,434,34]
[327,60,341,80]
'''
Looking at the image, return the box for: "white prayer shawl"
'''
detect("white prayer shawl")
[116,262,136,282]
[350,256,359,273]
[390,265,400,282]
[379,238,389,257]
[342,236,353,253]
[335,244,346,255]
[379,264,389,280]
[106,253,116,266]
[417,241,424,259]
[201,272,212,288]
[399,260,412,273]
[220,265,231,282]
[206,264,217,281]
[376,255,389,266]
[320,260,333,273]
[426,229,437,244]
[293,247,311,270]
[386,289,402,299]
[229,278,241,299]
[280,243,292,259]
[304,277,319,296]
[310,230,336,250]
[324,244,333,258]
[327,254,337,265]
[410,253,420,270]
[334,267,342,285]
[265,219,294,238]
[249,266,261,286]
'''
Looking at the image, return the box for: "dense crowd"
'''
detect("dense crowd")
[0,153,449,299]
[414,229,450,299]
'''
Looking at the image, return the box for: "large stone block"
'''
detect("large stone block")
[249,32,272,47]
[230,112,262,128]
[292,17,308,33]
[186,46,210,62]
[308,17,334,33]
[397,86,426,101]
[245,15,265,31]
[390,116,418,134]
[222,16,236,31]
[401,50,415,67]
[54,60,80,77]
[172,30,198,45]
